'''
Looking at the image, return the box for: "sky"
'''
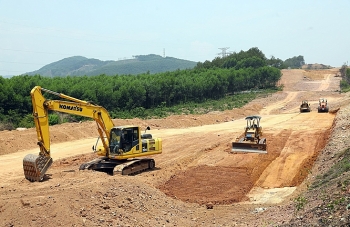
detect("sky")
[0,0,349,76]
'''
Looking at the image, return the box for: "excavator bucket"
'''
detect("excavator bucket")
[23,154,53,182]
[231,140,267,154]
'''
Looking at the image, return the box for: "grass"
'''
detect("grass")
[311,148,350,189]
[294,196,307,213]
[340,80,350,92]
[111,88,280,119]
[291,148,350,223]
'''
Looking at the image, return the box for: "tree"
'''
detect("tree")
[284,55,305,69]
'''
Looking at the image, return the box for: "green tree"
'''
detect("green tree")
[284,55,305,69]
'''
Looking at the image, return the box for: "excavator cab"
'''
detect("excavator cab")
[108,127,139,154]
[231,116,267,154]
[91,126,153,156]
[84,125,161,175]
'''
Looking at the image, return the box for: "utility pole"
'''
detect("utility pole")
[217,47,230,58]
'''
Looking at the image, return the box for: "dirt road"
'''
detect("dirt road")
[0,68,346,226]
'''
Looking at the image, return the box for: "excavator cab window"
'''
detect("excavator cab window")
[132,128,139,149]
[109,128,123,154]
[122,129,132,152]
[121,127,140,152]
[109,127,141,154]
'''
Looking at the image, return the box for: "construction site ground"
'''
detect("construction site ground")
[0,68,349,226]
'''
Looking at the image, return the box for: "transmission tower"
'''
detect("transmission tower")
[217,47,230,58]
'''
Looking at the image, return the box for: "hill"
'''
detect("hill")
[302,63,333,70]
[24,54,197,76]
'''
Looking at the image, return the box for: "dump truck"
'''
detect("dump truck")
[23,86,162,182]
[231,115,267,154]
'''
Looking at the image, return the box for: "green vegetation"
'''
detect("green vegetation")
[291,147,350,220]
[24,54,198,77]
[311,148,350,189]
[284,55,305,69]
[111,88,278,120]
[340,80,350,92]
[340,65,350,92]
[294,196,308,213]
[195,47,287,70]
[0,47,283,130]
[303,148,350,219]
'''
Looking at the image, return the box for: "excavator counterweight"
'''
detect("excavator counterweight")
[231,116,267,154]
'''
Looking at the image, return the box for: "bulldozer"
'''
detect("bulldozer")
[300,100,311,112]
[23,86,162,182]
[231,115,267,154]
[317,98,329,113]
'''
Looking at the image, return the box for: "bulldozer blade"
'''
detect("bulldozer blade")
[231,142,267,154]
[23,154,53,182]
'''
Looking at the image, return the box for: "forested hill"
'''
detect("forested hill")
[1,47,285,131]
[24,55,198,77]
[1,47,314,131]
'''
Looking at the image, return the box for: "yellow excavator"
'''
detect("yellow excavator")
[23,86,162,182]
[231,115,267,154]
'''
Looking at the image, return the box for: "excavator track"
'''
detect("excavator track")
[23,154,53,182]
[116,159,155,175]
[79,158,155,175]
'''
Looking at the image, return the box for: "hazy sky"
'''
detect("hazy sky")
[0,1,349,75]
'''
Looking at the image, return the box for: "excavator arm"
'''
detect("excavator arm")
[23,86,115,181]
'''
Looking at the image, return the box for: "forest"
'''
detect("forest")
[340,64,350,92]
[0,47,283,130]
